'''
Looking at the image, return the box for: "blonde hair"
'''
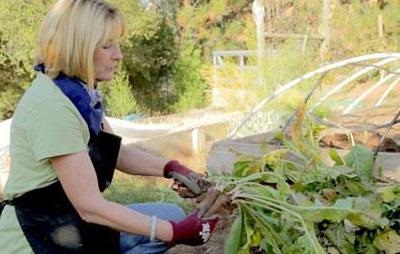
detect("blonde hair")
[37,0,126,88]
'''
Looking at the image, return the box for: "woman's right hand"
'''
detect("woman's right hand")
[168,210,218,246]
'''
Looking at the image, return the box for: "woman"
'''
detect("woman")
[0,0,219,253]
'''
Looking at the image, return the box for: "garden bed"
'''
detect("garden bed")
[207,130,400,182]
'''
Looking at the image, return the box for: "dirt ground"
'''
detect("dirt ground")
[318,105,400,149]
[319,80,400,140]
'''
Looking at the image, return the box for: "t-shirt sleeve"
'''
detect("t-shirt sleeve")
[27,101,89,161]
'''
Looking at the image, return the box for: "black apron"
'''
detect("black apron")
[1,130,122,253]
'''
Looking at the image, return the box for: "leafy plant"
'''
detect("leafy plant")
[99,68,138,118]
[0,0,49,120]
[168,43,207,113]
[211,107,400,254]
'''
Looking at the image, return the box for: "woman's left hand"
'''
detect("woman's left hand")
[164,160,210,198]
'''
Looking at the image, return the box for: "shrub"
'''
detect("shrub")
[99,68,138,118]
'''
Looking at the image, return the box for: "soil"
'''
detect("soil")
[318,105,400,152]
[319,130,400,152]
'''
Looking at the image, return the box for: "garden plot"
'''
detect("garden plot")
[195,53,400,254]
[207,125,400,182]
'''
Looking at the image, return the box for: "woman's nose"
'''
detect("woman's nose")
[113,45,123,60]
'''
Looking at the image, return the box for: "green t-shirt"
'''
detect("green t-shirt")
[0,72,90,253]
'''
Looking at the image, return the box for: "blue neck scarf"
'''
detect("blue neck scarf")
[34,64,104,135]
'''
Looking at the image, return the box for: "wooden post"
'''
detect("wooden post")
[378,14,384,38]
[321,0,330,57]
[378,14,385,81]
[191,128,204,154]
[252,0,265,87]
[302,28,309,55]
[239,55,245,72]
[380,68,386,81]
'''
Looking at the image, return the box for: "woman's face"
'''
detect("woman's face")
[93,42,123,82]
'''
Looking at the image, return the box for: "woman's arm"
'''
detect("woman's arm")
[116,144,168,177]
[51,151,173,241]
[101,117,168,176]
[101,117,208,196]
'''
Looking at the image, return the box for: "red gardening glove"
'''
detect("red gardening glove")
[164,160,210,197]
[168,210,219,246]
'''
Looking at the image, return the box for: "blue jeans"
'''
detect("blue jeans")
[119,203,186,254]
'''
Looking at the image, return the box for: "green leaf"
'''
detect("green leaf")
[377,185,400,203]
[298,197,386,229]
[327,165,354,180]
[344,145,374,179]
[357,231,379,254]
[336,175,372,196]
[373,230,400,254]
[264,149,288,168]
[224,213,243,254]
[343,197,388,229]
[241,223,254,252]
[233,160,249,177]
[233,160,261,177]
[294,234,322,254]
[250,230,261,247]
[324,224,356,254]
[328,148,345,166]
[299,199,352,223]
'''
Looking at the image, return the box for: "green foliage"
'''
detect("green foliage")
[2,0,400,120]
[328,148,345,166]
[373,230,400,253]
[169,44,207,112]
[211,113,400,253]
[214,151,400,252]
[0,0,49,120]
[263,39,320,94]
[224,210,244,254]
[177,1,252,60]
[0,0,48,70]
[99,68,138,118]
[0,86,25,120]
[117,3,208,114]
[121,10,178,112]
[0,0,211,119]
[330,1,400,58]
[344,144,374,180]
